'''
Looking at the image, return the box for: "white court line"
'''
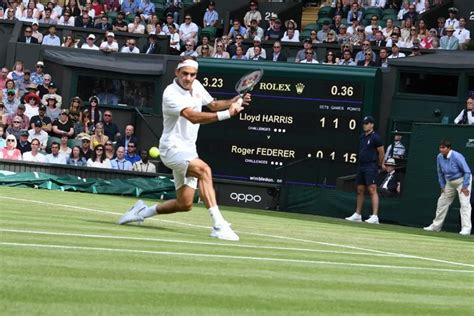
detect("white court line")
[0,228,400,258]
[1,195,473,269]
[1,241,473,274]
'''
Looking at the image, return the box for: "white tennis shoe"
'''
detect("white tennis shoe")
[459,228,471,236]
[423,224,440,232]
[118,200,146,225]
[345,212,362,222]
[365,215,379,224]
[211,222,240,241]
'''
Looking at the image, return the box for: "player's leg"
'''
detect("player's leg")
[346,169,365,221]
[365,184,380,224]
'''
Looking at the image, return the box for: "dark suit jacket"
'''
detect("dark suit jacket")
[266,52,287,62]
[95,23,113,31]
[18,36,39,44]
[357,60,377,67]
[142,43,160,54]
[75,19,94,28]
[116,135,139,149]
[371,39,386,47]
[377,171,400,194]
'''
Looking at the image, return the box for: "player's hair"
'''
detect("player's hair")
[439,139,452,148]
[178,56,197,65]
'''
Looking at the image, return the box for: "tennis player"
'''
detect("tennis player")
[119,56,251,241]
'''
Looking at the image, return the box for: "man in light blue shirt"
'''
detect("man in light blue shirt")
[203,1,218,27]
[111,146,133,170]
[42,26,61,47]
[424,139,472,235]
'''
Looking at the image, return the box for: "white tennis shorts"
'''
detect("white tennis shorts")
[161,148,199,190]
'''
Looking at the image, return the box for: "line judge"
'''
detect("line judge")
[118,57,251,241]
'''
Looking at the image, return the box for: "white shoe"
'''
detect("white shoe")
[423,224,440,232]
[210,222,240,241]
[459,228,471,236]
[365,215,379,224]
[345,212,362,222]
[118,200,146,225]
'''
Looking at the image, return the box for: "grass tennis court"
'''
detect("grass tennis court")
[1,187,473,315]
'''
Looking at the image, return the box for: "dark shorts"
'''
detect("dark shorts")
[356,168,378,186]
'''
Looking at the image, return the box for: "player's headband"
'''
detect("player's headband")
[177,59,199,70]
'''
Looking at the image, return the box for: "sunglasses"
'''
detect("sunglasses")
[273,46,281,48]
[104,114,111,117]
[305,51,313,54]
[8,93,15,96]
[7,139,15,142]
[128,145,135,147]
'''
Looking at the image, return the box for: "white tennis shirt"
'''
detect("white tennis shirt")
[159,78,214,156]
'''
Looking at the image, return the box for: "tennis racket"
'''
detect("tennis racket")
[234,69,264,106]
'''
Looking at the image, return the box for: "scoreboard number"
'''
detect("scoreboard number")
[330,85,354,97]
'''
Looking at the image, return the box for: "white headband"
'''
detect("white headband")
[177,59,199,70]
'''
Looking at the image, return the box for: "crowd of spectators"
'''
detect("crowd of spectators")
[0,59,156,172]
[2,1,471,62]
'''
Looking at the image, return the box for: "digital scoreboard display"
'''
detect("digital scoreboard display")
[197,63,374,187]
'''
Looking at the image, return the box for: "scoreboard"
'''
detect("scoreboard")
[196,60,380,187]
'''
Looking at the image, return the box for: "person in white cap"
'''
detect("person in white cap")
[119,56,252,241]
[81,34,99,50]
[99,32,119,52]
[245,36,266,59]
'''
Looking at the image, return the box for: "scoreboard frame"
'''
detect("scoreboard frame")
[196,59,381,187]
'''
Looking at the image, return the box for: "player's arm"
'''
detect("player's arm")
[181,100,245,124]
[206,93,251,111]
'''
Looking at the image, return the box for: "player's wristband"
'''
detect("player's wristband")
[217,110,231,121]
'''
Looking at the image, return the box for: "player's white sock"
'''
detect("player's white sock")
[208,206,226,226]
[140,204,158,218]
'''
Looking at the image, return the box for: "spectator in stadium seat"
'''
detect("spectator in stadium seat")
[282,28,300,43]
[162,12,179,36]
[454,17,471,50]
[23,138,46,162]
[227,34,245,57]
[59,134,72,156]
[16,129,31,155]
[231,46,248,60]
[104,0,121,14]
[295,39,316,63]
[79,33,98,50]
[386,33,405,48]
[445,7,459,29]
[409,43,421,56]
[62,35,80,48]
[90,121,108,149]
[416,19,429,38]
[388,43,406,58]
[337,25,351,44]
[39,8,57,24]
[203,1,218,28]
[333,0,348,18]
[23,92,40,119]
[128,15,145,34]
[101,110,120,142]
[30,104,52,134]
[95,14,112,31]
[164,0,181,24]
[31,22,43,43]
[382,18,394,39]
[87,144,112,168]
[266,41,286,62]
[439,26,459,50]
[100,32,119,52]
[403,4,418,23]
[198,45,211,58]
[18,26,38,44]
[371,30,386,47]
[400,18,412,42]
[0,68,8,92]
[87,96,102,126]
[424,139,471,235]
[309,30,318,44]
[132,149,156,173]
[148,16,165,35]
[365,15,381,35]
[112,12,128,32]
[405,26,420,48]
[351,26,366,46]
[41,82,62,109]
[16,70,33,97]
[228,20,246,40]
[300,48,318,64]
[104,141,115,159]
[78,133,93,159]
[116,124,138,152]
[6,115,23,140]
[245,36,266,60]
[7,104,30,130]
[323,51,338,64]
[121,0,139,16]
[111,145,132,170]
[138,0,155,22]
[0,134,22,160]
[42,25,61,46]
[244,1,261,28]
[167,24,180,54]
[377,47,389,67]
[66,145,87,166]
[317,21,331,42]
[125,141,140,164]
[421,29,437,49]
[454,97,474,125]
[347,2,362,23]
[179,14,198,44]
[244,19,264,40]
[264,18,284,41]
[435,17,446,38]
[7,63,23,83]
[369,0,386,8]
[58,10,75,26]
[357,50,377,67]
[384,130,406,161]
[28,120,48,151]
[196,35,214,56]
[51,109,74,141]
[333,15,343,35]
[249,46,265,61]
[120,38,140,53]
[31,62,45,86]
[355,41,376,62]
[338,49,356,66]
[212,40,230,59]
[180,39,198,57]
[20,7,37,23]
[347,18,360,35]
[323,30,338,44]
[45,141,67,164]
[75,12,94,28]
[65,0,81,17]
[3,87,20,114]
[0,103,7,127]
[376,158,401,198]
[283,20,300,41]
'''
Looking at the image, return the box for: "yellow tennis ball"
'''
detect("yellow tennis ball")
[149,146,160,158]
